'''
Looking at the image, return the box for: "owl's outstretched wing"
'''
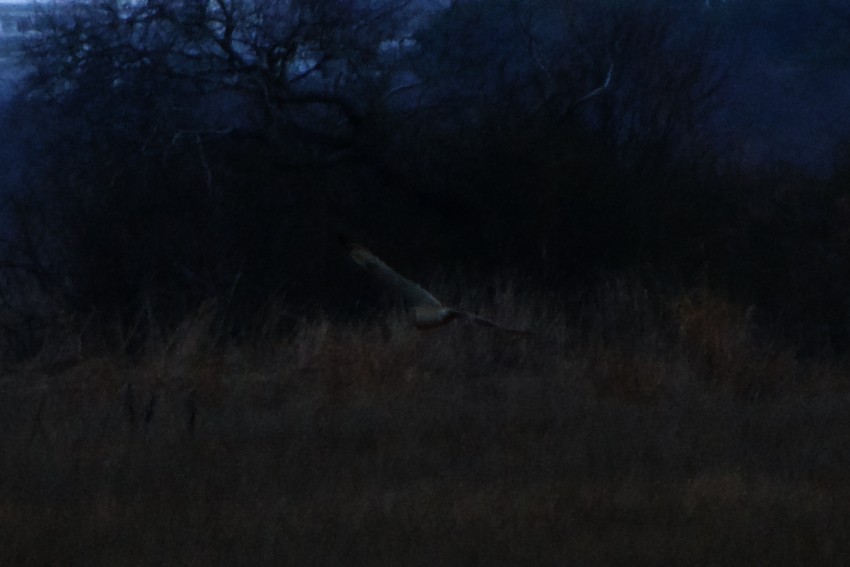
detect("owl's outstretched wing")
[455,311,535,335]
[341,237,444,310]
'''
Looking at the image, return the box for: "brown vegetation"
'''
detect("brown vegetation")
[2,280,849,565]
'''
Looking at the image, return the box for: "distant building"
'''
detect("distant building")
[0,3,36,40]
[0,3,37,93]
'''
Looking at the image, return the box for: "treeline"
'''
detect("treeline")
[1,0,849,356]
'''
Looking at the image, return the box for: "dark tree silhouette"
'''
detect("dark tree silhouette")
[0,0,742,349]
[5,0,416,325]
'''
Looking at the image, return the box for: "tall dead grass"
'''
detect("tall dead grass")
[1,278,849,565]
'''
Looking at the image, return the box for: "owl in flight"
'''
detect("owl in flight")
[342,236,532,335]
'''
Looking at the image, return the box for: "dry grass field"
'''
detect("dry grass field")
[2,280,850,566]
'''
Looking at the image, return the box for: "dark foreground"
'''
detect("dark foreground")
[2,286,850,566]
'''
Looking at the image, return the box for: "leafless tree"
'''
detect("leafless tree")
[4,0,416,323]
